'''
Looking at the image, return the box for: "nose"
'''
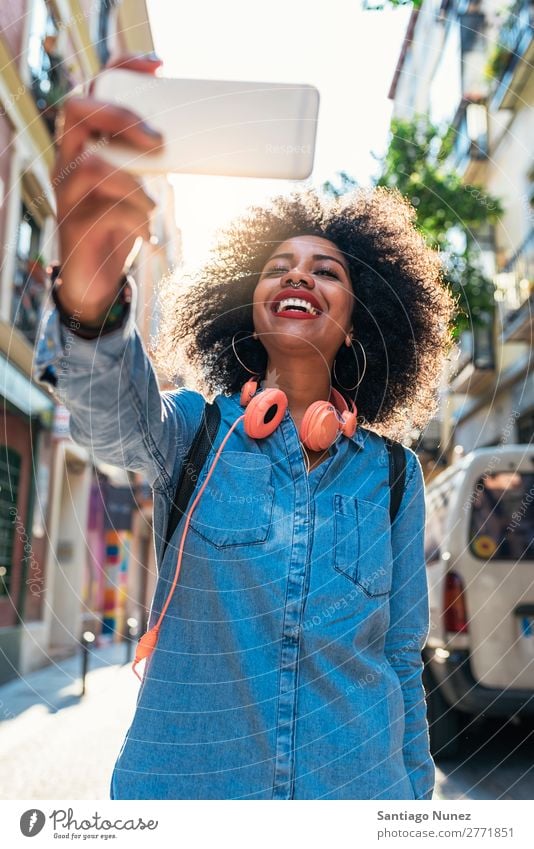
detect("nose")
[281,269,315,289]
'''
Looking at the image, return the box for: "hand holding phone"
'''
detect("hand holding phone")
[53,56,163,324]
[90,68,319,179]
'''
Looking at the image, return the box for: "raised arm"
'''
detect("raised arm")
[49,54,164,328]
[34,276,205,492]
[33,55,205,492]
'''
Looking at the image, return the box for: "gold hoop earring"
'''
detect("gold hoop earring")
[332,337,367,392]
[231,331,259,376]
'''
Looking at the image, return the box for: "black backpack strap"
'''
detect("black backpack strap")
[384,437,407,524]
[162,400,221,558]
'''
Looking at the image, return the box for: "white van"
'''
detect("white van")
[422,444,534,759]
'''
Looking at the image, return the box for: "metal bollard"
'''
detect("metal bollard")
[80,630,95,696]
[124,617,139,664]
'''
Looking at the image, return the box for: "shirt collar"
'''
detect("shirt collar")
[226,390,366,450]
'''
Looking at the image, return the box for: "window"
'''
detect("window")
[94,0,119,67]
[425,492,448,563]
[0,448,22,597]
[429,16,462,127]
[27,0,71,134]
[16,204,41,261]
[517,411,534,445]
[27,0,57,81]
[469,471,534,561]
[11,204,47,344]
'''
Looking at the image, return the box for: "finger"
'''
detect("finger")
[83,198,152,242]
[56,97,163,165]
[105,54,163,74]
[88,54,163,96]
[87,200,150,239]
[57,155,156,217]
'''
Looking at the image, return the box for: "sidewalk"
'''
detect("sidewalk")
[0,640,140,800]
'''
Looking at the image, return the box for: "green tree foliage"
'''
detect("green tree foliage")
[322,115,503,339]
[361,0,423,8]
[322,171,358,199]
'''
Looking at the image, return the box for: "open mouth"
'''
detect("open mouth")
[270,290,323,319]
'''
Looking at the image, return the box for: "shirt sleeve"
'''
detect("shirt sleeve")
[384,447,436,801]
[32,276,206,494]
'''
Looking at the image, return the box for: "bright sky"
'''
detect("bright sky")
[146,0,411,265]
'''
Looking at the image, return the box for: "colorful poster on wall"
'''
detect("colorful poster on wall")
[102,530,131,638]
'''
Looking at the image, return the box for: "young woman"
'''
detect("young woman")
[35,55,456,800]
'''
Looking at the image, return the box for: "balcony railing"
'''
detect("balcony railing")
[489,0,534,110]
[497,229,534,341]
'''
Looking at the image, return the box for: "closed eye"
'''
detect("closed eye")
[263,266,288,276]
[316,269,339,279]
[262,266,340,279]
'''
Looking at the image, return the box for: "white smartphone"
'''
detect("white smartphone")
[88,69,319,180]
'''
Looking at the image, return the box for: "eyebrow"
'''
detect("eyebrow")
[265,252,349,274]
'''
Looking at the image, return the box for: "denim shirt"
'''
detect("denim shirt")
[34,279,435,801]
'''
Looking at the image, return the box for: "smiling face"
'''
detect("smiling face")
[252,235,354,367]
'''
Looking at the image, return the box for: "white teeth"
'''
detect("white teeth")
[275,297,320,315]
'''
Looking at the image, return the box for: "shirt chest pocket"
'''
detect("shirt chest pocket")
[188,450,274,548]
[333,494,393,596]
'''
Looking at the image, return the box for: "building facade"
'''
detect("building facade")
[0,0,179,683]
[388,0,533,462]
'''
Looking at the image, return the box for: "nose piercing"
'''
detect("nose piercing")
[288,278,306,288]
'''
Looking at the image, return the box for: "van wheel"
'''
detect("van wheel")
[423,664,461,760]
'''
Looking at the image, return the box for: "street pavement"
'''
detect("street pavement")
[0,639,139,800]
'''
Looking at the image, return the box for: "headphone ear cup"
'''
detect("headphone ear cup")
[240,378,258,407]
[300,401,340,452]
[340,410,357,438]
[243,388,288,439]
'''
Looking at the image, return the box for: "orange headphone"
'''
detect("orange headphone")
[131,379,358,681]
[240,377,357,450]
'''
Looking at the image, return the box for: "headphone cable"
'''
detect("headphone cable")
[132,414,245,681]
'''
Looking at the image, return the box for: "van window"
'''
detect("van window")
[425,492,448,563]
[469,472,534,560]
